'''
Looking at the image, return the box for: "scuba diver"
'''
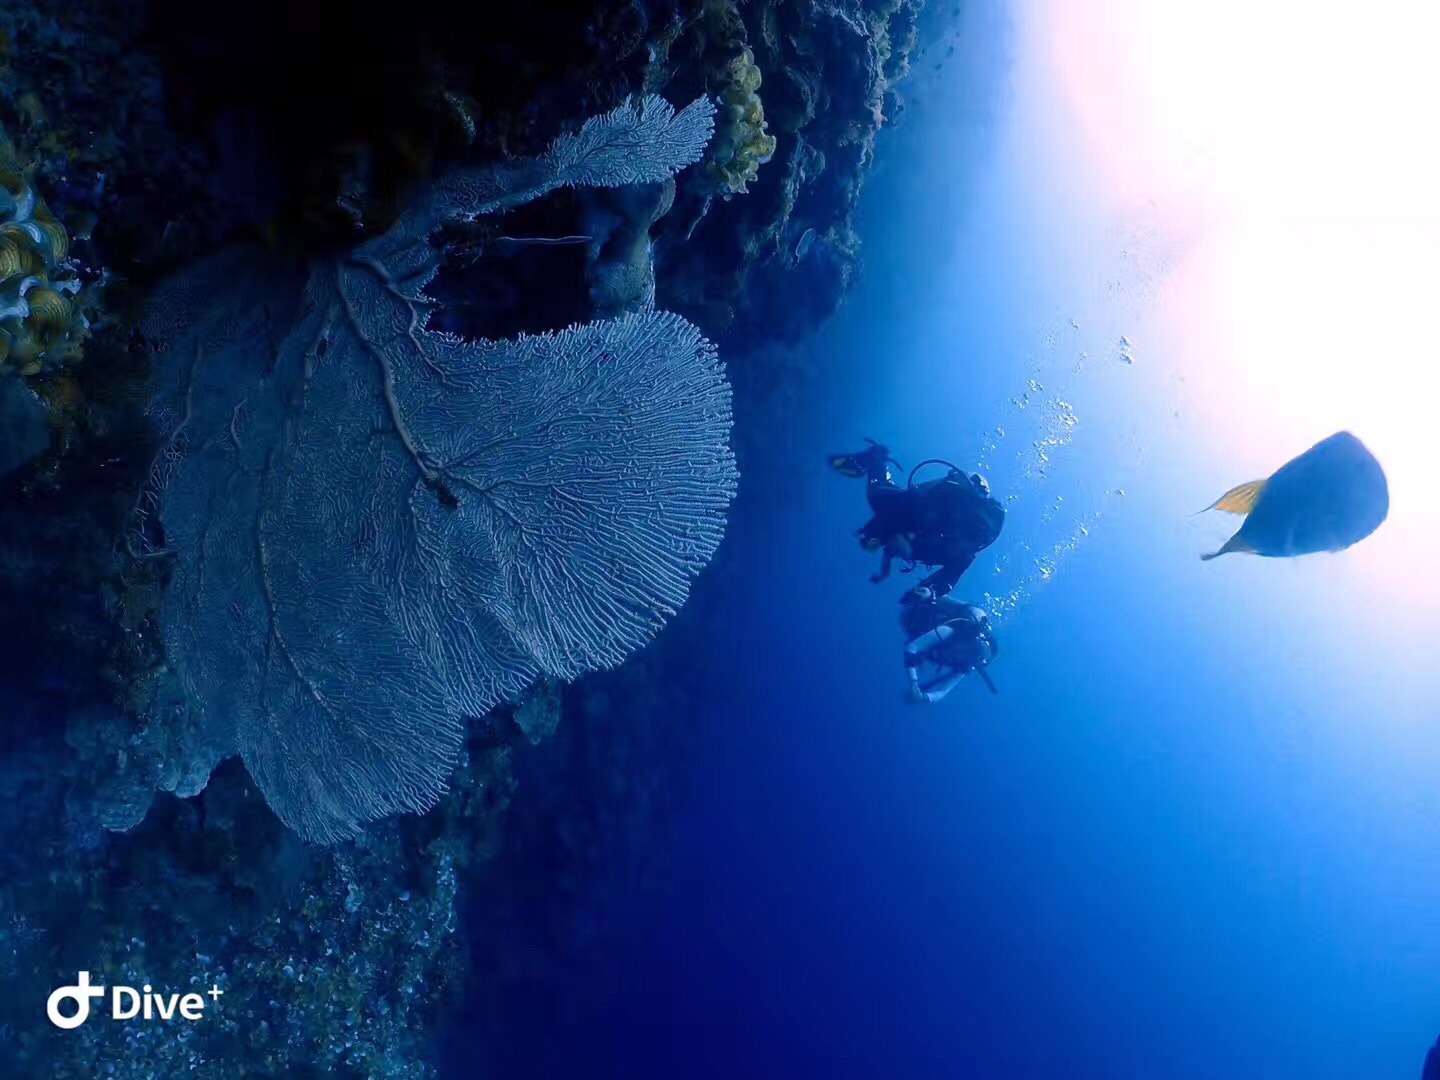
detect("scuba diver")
[830,440,1006,596]
[899,587,998,704]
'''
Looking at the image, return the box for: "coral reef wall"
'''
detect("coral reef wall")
[0,710,516,1077]
[655,0,922,351]
[0,0,929,1073]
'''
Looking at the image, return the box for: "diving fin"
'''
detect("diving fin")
[828,439,891,479]
[1202,479,1267,515]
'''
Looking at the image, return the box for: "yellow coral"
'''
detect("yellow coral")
[0,134,89,375]
[27,287,70,331]
[706,47,778,198]
[0,235,42,279]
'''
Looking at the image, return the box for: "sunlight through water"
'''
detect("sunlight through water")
[1035,0,1440,614]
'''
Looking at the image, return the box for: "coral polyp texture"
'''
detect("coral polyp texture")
[706,47,778,197]
[0,134,88,376]
[134,95,737,844]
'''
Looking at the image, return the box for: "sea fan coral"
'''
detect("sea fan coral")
[128,96,736,843]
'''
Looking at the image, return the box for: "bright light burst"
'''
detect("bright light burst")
[1033,0,1440,610]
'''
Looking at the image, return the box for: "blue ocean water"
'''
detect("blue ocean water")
[449,3,1440,1077]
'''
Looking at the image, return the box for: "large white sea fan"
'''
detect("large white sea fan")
[136,96,736,843]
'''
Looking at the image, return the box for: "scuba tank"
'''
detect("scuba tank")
[907,459,1004,548]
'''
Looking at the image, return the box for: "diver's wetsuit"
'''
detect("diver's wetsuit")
[853,460,915,580]
[901,597,995,703]
[857,461,1005,595]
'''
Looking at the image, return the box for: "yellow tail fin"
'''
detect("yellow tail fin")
[1204,479,1267,515]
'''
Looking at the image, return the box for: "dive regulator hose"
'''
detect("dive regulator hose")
[906,459,965,489]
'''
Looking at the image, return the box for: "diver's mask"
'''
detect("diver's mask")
[970,473,991,497]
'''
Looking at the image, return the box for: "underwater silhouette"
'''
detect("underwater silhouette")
[830,439,1005,596]
[1201,430,1388,561]
[899,587,998,704]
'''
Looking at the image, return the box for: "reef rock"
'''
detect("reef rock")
[654,0,923,348]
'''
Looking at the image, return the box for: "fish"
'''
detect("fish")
[1200,431,1388,561]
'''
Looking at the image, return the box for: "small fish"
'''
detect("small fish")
[1200,431,1388,561]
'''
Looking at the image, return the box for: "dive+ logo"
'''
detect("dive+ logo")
[46,971,223,1030]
